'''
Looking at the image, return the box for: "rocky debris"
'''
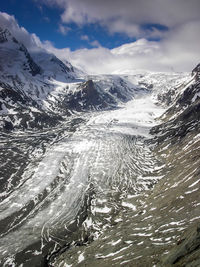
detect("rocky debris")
[160,223,200,266]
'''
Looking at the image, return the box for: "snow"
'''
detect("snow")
[188,179,200,188]
[63,263,72,267]
[108,239,122,246]
[124,240,133,244]
[131,232,152,237]
[78,252,85,263]
[87,95,165,138]
[83,217,93,228]
[122,201,136,211]
[96,246,131,259]
[115,218,123,223]
[185,188,199,194]
[0,103,7,114]
[94,206,112,214]
[29,107,42,113]
[192,92,200,102]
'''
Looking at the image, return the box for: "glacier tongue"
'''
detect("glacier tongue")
[0,91,166,266]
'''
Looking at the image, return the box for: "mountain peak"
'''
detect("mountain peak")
[0,27,10,43]
[0,27,42,76]
[0,27,19,44]
[192,63,200,81]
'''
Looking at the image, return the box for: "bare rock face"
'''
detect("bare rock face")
[63,80,117,111]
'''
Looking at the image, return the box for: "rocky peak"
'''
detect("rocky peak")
[0,27,10,43]
[81,80,95,94]
[0,26,42,76]
[50,55,74,74]
[76,79,98,100]
[192,63,200,81]
[0,27,19,44]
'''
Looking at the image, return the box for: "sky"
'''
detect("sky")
[0,0,200,74]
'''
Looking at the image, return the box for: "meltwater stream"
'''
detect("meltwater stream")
[0,95,164,266]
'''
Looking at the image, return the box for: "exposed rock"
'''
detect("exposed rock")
[63,79,116,111]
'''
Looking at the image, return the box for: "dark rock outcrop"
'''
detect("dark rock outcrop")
[63,80,116,111]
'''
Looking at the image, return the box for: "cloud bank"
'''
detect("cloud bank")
[0,11,200,74]
[39,0,200,38]
[43,21,200,74]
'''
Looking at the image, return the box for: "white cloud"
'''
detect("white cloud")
[80,35,89,41]
[0,11,199,75]
[58,24,71,35]
[39,0,200,38]
[44,30,200,75]
[89,40,101,48]
[80,35,101,47]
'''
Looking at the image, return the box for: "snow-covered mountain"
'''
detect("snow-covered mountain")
[0,26,191,132]
[0,27,139,131]
[0,27,77,130]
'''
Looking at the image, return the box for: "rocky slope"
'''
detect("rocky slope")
[50,66,200,266]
